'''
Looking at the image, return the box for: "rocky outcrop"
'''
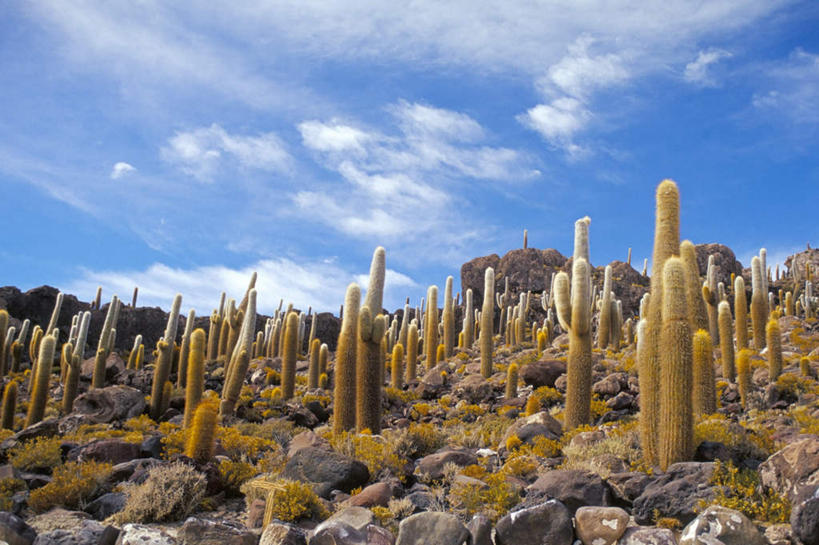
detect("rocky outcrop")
[695,243,743,286]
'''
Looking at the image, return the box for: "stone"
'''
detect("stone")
[569,431,606,448]
[348,482,393,508]
[632,462,715,525]
[0,511,37,545]
[75,439,141,465]
[177,518,258,545]
[520,360,567,389]
[26,510,90,535]
[527,470,613,514]
[415,449,477,481]
[466,514,492,545]
[81,352,125,383]
[758,436,819,502]
[72,386,146,424]
[395,512,470,545]
[606,472,653,506]
[287,430,330,458]
[606,392,634,411]
[84,492,127,520]
[593,374,623,397]
[502,412,562,448]
[310,521,394,545]
[114,524,177,545]
[31,519,116,545]
[763,524,793,545]
[618,527,677,545]
[316,506,374,532]
[679,505,766,545]
[494,499,573,545]
[574,506,629,545]
[282,447,369,499]
[258,520,306,545]
[791,484,819,545]
[453,374,495,404]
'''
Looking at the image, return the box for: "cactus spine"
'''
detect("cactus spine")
[186,399,218,463]
[183,329,206,428]
[658,258,693,470]
[505,363,518,399]
[443,276,455,358]
[391,343,404,389]
[480,268,495,379]
[308,338,321,389]
[424,285,439,369]
[1,381,17,430]
[640,180,680,467]
[750,257,767,349]
[766,318,782,381]
[737,349,752,408]
[598,265,613,350]
[717,301,735,381]
[357,247,387,434]
[26,333,56,427]
[333,283,360,434]
[692,329,716,416]
[281,311,299,400]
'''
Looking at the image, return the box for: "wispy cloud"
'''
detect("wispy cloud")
[684,48,733,87]
[753,48,819,125]
[110,162,137,179]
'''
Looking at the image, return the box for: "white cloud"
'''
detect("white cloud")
[161,124,291,181]
[110,162,137,179]
[518,98,591,158]
[752,48,819,124]
[65,257,418,315]
[684,48,732,86]
[299,120,372,155]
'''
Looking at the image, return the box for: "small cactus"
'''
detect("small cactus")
[525,394,540,416]
[183,329,206,428]
[800,357,812,377]
[1,381,18,430]
[598,265,613,350]
[505,363,518,399]
[186,399,219,463]
[26,334,56,428]
[737,349,752,408]
[717,301,735,381]
[734,276,749,351]
[281,311,299,400]
[318,343,329,378]
[220,349,250,417]
[537,330,547,352]
[766,318,782,381]
[692,329,716,417]
[150,340,173,420]
[406,323,419,383]
[127,335,143,370]
[390,343,404,389]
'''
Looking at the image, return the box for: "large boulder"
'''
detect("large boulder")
[71,386,146,423]
[502,412,563,448]
[574,506,629,545]
[695,244,743,287]
[791,484,819,545]
[527,470,613,514]
[520,360,566,389]
[282,447,369,499]
[176,518,257,545]
[785,247,819,285]
[415,449,477,481]
[494,499,573,545]
[396,512,470,545]
[632,462,715,525]
[679,505,766,545]
[758,436,819,502]
[0,511,37,545]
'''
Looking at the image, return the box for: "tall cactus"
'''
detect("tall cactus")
[717,301,735,381]
[1,381,17,430]
[93,295,120,389]
[177,309,196,388]
[308,338,321,389]
[356,246,387,433]
[463,289,474,349]
[150,340,173,420]
[640,179,680,466]
[281,311,299,400]
[734,276,749,351]
[424,286,439,369]
[333,283,360,434]
[737,349,752,408]
[186,399,218,463]
[26,333,56,427]
[219,349,249,418]
[183,329,206,428]
[442,276,455,358]
[681,241,709,333]
[701,256,720,343]
[480,268,495,379]
[598,265,613,350]
[207,311,220,361]
[766,318,782,381]
[750,257,767,349]
[406,322,419,382]
[64,311,90,414]
[658,257,693,470]
[0,310,8,377]
[45,292,64,342]
[692,329,716,416]
[390,343,404,389]
[127,335,143,370]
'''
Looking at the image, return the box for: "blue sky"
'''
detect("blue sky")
[1,1,818,314]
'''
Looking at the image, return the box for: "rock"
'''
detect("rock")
[140,435,164,459]
[574,506,629,545]
[84,492,126,520]
[31,519,117,545]
[694,441,742,466]
[12,418,59,443]
[177,518,257,545]
[460,254,502,306]
[282,447,369,499]
[286,431,330,458]
[606,472,653,506]
[415,449,477,481]
[502,412,563,448]
[527,470,613,514]
[109,458,162,484]
[593,374,623,397]
[606,392,634,411]
[246,498,266,529]
[310,521,394,545]
[114,524,177,545]
[453,374,495,404]
[316,506,374,532]
[758,436,819,501]
[348,482,393,508]
[288,407,319,429]
[618,527,677,545]
[763,524,793,545]
[259,520,306,545]
[679,505,766,545]
[466,514,492,545]
[695,243,743,287]
[74,439,141,465]
[785,247,819,286]
[414,364,448,399]
[520,360,567,389]
[494,499,573,545]
[569,431,606,448]
[791,484,819,545]
[72,386,146,424]
[395,512,470,545]
[81,352,126,383]
[632,462,715,525]
[0,511,37,545]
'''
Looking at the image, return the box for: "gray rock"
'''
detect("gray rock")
[260,520,306,545]
[114,524,177,545]
[791,484,819,545]
[606,472,654,506]
[0,511,37,545]
[84,492,126,520]
[32,519,117,545]
[617,527,677,545]
[74,439,141,465]
[466,514,492,545]
[310,521,393,545]
[177,517,258,545]
[495,499,573,545]
[520,360,567,389]
[527,470,613,514]
[502,412,563,448]
[72,386,146,424]
[632,462,715,525]
[282,447,369,499]
[395,512,470,545]
[679,505,766,545]
[758,436,819,502]
[763,524,793,545]
[316,507,374,532]
[574,506,629,545]
[415,449,477,481]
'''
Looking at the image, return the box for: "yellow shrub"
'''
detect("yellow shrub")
[9,436,62,472]
[406,422,446,457]
[699,460,790,523]
[218,459,258,496]
[410,402,434,419]
[447,471,520,522]
[243,478,327,524]
[694,415,777,459]
[28,461,112,513]
[505,435,522,451]
[0,477,26,511]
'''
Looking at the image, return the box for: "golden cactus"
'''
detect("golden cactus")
[505,363,518,399]
[734,276,749,351]
[737,349,752,408]
[390,343,404,389]
[333,283,360,434]
[692,329,716,417]
[425,286,439,370]
[766,318,782,381]
[308,338,321,389]
[281,311,299,400]
[183,329,206,429]
[717,301,735,381]
[150,340,173,420]
[480,268,495,378]
[1,381,18,430]
[186,399,219,463]
[26,334,56,428]
[406,323,419,383]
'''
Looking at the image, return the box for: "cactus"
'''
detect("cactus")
[186,399,219,463]
[406,323,419,383]
[391,343,404,389]
[219,349,249,417]
[0,310,7,376]
[640,179,680,467]
[356,306,387,433]
[692,329,716,416]
[207,311,220,361]
[750,257,767,349]
[658,257,693,470]
[318,343,329,378]
[127,335,143,370]
[734,276,749,351]
[93,295,120,388]
[680,241,709,333]
[183,329,206,428]
[150,340,173,420]
[525,393,540,416]
[319,373,329,389]
[308,338,321,389]
[701,255,720,343]
[92,286,102,310]
[737,349,752,409]
[463,289,474,349]
[784,291,794,316]
[1,381,17,430]
[598,265,613,350]
[480,268,495,379]
[45,292,64,342]
[800,356,812,378]
[26,333,56,428]
[281,311,299,400]
[424,286,439,369]
[442,276,455,358]
[537,330,547,352]
[505,363,518,399]
[177,309,196,388]
[766,318,782,381]
[64,311,90,414]
[717,301,735,381]
[29,326,43,369]
[333,283,360,434]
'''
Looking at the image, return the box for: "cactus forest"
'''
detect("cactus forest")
[0,179,817,545]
